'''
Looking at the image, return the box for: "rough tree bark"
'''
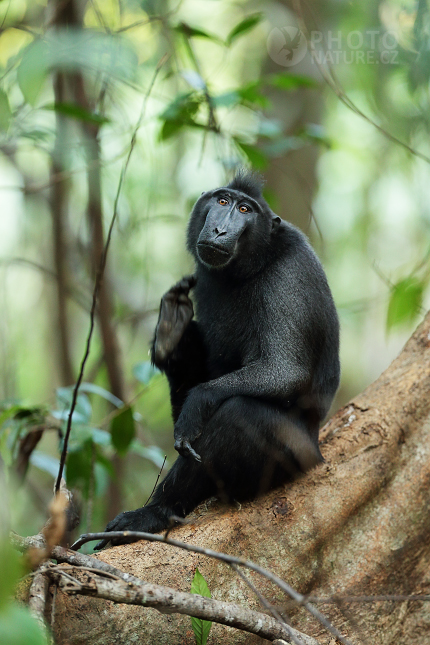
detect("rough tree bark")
[51,312,430,644]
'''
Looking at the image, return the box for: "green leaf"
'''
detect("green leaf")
[78,382,123,408]
[174,22,222,44]
[132,361,160,385]
[66,441,93,497]
[110,406,135,456]
[237,81,269,108]
[0,603,49,645]
[17,40,49,105]
[67,425,111,451]
[159,92,204,140]
[268,73,317,90]
[226,13,264,46]
[0,89,11,131]
[234,139,268,170]
[0,542,23,610]
[54,388,92,424]
[42,103,110,125]
[17,30,138,106]
[190,569,212,645]
[386,277,424,332]
[161,92,202,122]
[212,91,241,108]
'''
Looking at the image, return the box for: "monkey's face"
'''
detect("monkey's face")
[194,189,262,269]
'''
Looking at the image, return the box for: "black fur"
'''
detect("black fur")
[94,173,340,548]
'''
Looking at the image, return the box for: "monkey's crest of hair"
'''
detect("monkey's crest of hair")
[227,169,264,200]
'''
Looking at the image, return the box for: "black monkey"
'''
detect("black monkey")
[95,172,339,549]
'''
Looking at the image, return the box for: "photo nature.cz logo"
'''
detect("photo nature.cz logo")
[267,27,399,67]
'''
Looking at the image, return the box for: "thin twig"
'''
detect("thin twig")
[70,530,354,645]
[143,455,167,506]
[54,57,166,493]
[230,563,315,645]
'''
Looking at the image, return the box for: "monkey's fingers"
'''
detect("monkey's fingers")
[174,438,202,462]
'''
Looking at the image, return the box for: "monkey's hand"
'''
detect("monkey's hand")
[152,275,197,367]
[93,506,167,550]
[173,385,214,461]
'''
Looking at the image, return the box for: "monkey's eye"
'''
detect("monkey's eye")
[239,205,249,213]
[218,198,229,206]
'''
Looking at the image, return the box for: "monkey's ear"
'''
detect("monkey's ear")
[271,215,281,232]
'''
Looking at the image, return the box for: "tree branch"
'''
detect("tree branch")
[46,565,320,644]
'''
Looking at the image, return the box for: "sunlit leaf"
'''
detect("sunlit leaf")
[386,277,424,332]
[226,13,264,46]
[110,405,135,456]
[174,22,222,44]
[17,30,138,105]
[190,568,212,645]
[17,40,48,105]
[133,361,160,385]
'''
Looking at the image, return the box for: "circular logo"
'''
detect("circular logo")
[267,27,307,67]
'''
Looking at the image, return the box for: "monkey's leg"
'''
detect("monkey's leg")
[94,397,315,549]
[94,455,216,548]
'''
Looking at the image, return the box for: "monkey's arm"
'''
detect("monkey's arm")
[151,275,208,424]
[173,355,311,457]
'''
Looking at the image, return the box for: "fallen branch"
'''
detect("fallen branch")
[10,533,318,645]
[28,569,53,645]
[71,530,352,645]
[46,564,320,645]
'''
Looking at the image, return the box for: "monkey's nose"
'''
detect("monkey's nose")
[214,228,227,236]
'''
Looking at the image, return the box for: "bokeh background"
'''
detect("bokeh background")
[1,0,429,546]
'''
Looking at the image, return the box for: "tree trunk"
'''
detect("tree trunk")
[51,313,430,644]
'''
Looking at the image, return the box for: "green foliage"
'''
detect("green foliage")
[0,541,22,610]
[386,277,425,332]
[110,405,135,456]
[0,89,11,131]
[43,103,110,125]
[0,604,49,645]
[190,568,212,645]
[174,22,222,44]
[17,30,138,105]
[226,13,264,46]
[159,92,204,140]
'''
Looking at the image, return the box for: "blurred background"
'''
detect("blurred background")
[1,0,429,543]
